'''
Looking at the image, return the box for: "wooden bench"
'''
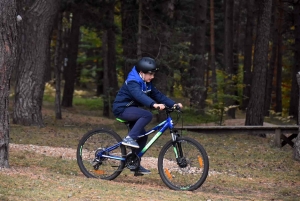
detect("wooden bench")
[175,125,298,148]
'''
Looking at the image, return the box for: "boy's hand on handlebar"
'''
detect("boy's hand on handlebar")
[153,103,166,110]
[173,103,183,109]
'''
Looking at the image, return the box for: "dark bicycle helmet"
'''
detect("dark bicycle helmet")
[136,57,159,73]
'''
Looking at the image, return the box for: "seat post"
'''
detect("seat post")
[116,118,132,133]
[125,122,131,133]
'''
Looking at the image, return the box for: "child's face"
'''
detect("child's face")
[142,72,155,82]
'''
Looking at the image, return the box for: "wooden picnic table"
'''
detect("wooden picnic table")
[175,125,298,148]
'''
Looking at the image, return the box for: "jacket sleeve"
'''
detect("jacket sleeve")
[126,81,156,108]
[150,85,175,107]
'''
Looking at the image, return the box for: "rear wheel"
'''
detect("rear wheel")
[158,137,209,191]
[76,128,126,180]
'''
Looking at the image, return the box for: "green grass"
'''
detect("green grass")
[180,109,219,125]
[2,99,300,200]
[73,97,103,110]
[43,94,103,110]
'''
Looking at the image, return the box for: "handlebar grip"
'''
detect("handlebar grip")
[173,104,180,110]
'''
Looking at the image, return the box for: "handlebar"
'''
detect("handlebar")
[156,104,182,113]
[156,104,182,125]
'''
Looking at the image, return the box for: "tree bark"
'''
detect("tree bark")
[274,1,283,113]
[62,7,81,107]
[121,0,138,78]
[14,0,60,126]
[289,1,300,121]
[96,60,103,96]
[0,0,17,168]
[108,1,118,104]
[245,0,272,131]
[210,0,217,104]
[137,0,142,59]
[294,73,300,161]
[102,30,109,117]
[264,0,278,116]
[103,1,118,118]
[189,0,207,112]
[54,10,63,119]
[224,0,236,118]
[241,0,255,110]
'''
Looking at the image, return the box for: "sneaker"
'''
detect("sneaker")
[132,165,151,175]
[121,136,139,148]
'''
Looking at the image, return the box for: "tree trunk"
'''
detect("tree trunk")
[14,0,60,126]
[62,8,81,107]
[275,9,283,113]
[137,0,142,59]
[102,1,118,118]
[224,0,236,118]
[107,1,118,107]
[0,0,17,168]
[44,43,52,83]
[121,0,138,78]
[54,10,63,119]
[264,0,278,116]
[241,0,255,110]
[294,73,300,161]
[274,1,283,113]
[232,0,242,109]
[210,0,217,104]
[96,60,103,96]
[189,0,207,112]
[290,1,300,122]
[245,0,272,131]
[102,30,110,117]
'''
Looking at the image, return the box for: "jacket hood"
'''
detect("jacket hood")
[126,66,143,83]
[126,66,149,92]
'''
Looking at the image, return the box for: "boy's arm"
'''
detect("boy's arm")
[126,81,156,107]
[150,85,175,107]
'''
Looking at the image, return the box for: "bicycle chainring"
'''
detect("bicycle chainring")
[125,153,140,170]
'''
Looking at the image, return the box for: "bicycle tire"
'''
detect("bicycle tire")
[158,136,209,191]
[76,128,126,180]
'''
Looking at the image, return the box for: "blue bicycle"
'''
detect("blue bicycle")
[76,106,209,191]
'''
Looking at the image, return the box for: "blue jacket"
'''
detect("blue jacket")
[112,67,175,117]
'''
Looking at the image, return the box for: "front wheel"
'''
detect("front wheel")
[158,137,209,191]
[76,128,126,180]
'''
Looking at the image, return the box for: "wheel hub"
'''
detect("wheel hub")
[91,148,107,170]
[177,157,188,168]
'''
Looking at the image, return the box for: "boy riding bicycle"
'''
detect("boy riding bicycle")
[112,57,183,174]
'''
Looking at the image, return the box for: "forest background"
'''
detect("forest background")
[1,0,300,167]
[1,1,300,199]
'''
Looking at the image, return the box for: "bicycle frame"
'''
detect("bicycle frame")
[97,115,175,161]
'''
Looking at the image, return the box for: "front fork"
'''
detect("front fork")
[171,130,188,168]
[171,130,183,158]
